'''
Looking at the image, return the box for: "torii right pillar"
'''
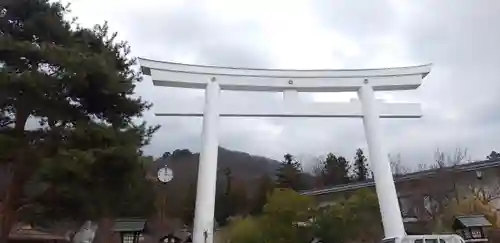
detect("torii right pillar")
[358,79,406,238]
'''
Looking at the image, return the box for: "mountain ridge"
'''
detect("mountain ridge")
[148,147,315,198]
[149,147,281,183]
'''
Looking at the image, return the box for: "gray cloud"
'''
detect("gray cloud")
[68,0,500,169]
[311,1,398,40]
[388,1,500,164]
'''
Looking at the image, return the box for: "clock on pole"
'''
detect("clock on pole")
[157,167,174,183]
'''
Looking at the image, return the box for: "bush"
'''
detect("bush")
[225,188,314,243]
[312,189,383,242]
[225,217,264,243]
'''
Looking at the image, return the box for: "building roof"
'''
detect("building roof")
[112,218,147,232]
[9,226,70,241]
[454,215,492,228]
[300,159,500,196]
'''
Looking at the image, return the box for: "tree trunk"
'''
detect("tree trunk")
[0,110,29,243]
[0,167,26,243]
[93,218,115,243]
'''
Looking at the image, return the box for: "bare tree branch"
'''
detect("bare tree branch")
[469,182,500,204]
[389,153,410,176]
[311,155,325,177]
[434,147,468,168]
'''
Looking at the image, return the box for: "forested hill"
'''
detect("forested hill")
[149,147,281,183]
[147,147,315,193]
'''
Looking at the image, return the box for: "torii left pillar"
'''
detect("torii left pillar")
[192,77,220,243]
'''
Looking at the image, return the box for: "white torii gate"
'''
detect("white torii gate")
[139,58,431,243]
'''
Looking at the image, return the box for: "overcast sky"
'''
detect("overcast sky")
[65,0,500,170]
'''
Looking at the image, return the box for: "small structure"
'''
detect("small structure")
[113,218,147,243]
[453,215,492,242]
[8,224,71,243]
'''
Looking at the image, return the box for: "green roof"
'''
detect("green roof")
[454,215,492,228]
[112,218,147,232]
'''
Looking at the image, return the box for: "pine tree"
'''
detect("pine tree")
[320,153,351,186]
[0,0,158,241]
[354,148,369,181]
[337,156,351,184]
[487,151,500,161]
[275,153,303,191]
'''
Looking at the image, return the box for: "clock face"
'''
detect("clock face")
[157,167,174,183]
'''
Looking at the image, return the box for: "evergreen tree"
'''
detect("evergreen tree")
[215,168,233,226]
[0,0,158,241]
[172,149,193,158]
[337,156,351,184]
[182,182,197,227]
[228,179,249,216]
[161,151,171,159]
[354,148,369,181]
[215,168,249,225]
[250,175,274,215]
[275,154,303,191]
[487,151,500,161]
[320,153,350,186]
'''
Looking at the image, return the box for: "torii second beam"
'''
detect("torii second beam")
[154,100,422,118]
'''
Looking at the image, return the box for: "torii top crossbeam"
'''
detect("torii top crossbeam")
[140,58,431,92]
[140,58,431,118]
